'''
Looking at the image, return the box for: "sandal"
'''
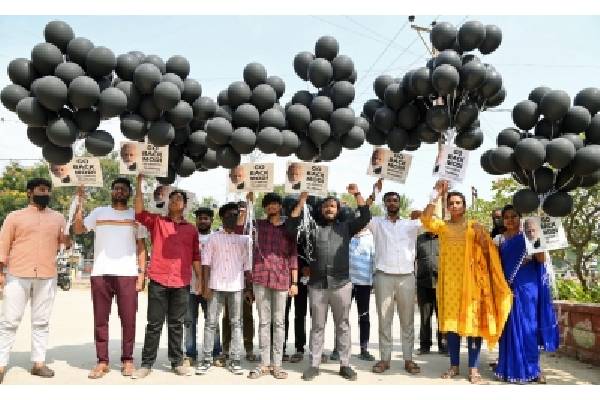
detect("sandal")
[121,361,135,377]
[468,371,486,385]
[536,372,547,384]
[247,366,269,379]
[372,361,390,374]
[271,367,288,379]
[441,366,459,379]
[404,360,421,374]
[88,363,110,379]
[290,352,304,363]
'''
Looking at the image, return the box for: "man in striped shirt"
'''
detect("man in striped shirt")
[196,202,250,376]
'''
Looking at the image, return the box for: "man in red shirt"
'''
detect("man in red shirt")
[132,175,202,379]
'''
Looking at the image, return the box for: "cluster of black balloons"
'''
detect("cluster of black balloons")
[0,20,210,184]
[481,86,600,217]
[288,36,365,161]
[198,62,290,169]
[362,20,504,153]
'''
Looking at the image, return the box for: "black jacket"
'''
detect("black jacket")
[286,205,371,289]
[415,232,439,289]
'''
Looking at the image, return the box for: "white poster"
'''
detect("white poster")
[227,163,274,193]
[119,141,169,177]
[284,161,329,197]
[436,144,469,183]
[366,147,412,184]
[523,216,568,255]
[48,157,103,187]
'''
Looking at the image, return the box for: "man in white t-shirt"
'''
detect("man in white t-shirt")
[365,179,422,375]
[74,178,147,379]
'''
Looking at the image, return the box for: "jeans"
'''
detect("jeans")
[254,284,288,367]
[203,290,242,362]
[352,284,372,351]
[447,332,482,368]
[184,293,222,359]
[140,280,188,368]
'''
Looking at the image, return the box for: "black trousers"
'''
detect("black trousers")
[283,282,308,353]
[141,280,189,368]
[416,285,446,351]
[352,284,372,350]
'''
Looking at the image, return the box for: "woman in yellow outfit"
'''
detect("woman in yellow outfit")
[421,180,512,384]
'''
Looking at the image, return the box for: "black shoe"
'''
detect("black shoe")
[302,366,320,381]
[339,366,357,381]
[416,348,431,355]
[358,349,375,361]
[329,350,340,361]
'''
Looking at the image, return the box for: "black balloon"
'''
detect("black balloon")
[365,124,387,146]
[534,118,561,139]
[374,75,394,101]
[460,61,486,91]
[383,83,408,111]
[186,130,208,156]
[182,79,202,104]
[44,21,74,53]
[166,55,190,80]
[166,100,193,128]
[387,127,409,152]
[528,86,552,105]
[243,62,267,89]
[285,103,311,133]
[478,24,502,54]
[139,95,161,121]
[227,81,252,108]
[308,119,331,145]
[480,149,503,175]
[115,53,140,81]
[200,149,219,169]
[293,51,314,81]
[291,90,313,107]
[310,96,334,121]
[455,103,479,130]
[545,137,576,169]
[410,67,434,97]
[308,58,334,88]
[34,76,67,111]
[512,100,539,131]
[530,166,555,194]
[580,170,600,188]
[161,73,184,92]
[572,145,600,176]
[260,107,286,130]
[46,117,77,147]
[176,155,196,177]
[330,108,355,137]
[405,129,422,151]
[120,114,147,140]
[142,55,166,74]
[562,106,591,134]
[147,120,175,146]
[426,105,450,132]
[341,126,365,149]
[54,62,84,85]
[7,58,38,89]
[27,126,49,147]
[174,126,191,145]
[230,127,257,154]
[486,86,506,108]
[232,103,259,128]
[562,133,585,150]
[514,138,546,171]
[539,90,571,122]
[373,106,396,133]
[542,192,573,217]
[296,137,318,161]
[414,122,440,144]
[42,142,73,164]
[73,108,100,133]
[331,81,355,109]
[85,46,116,78]
[574,87,600,115]
[513,188,540,214]
[97,87,127,118]
[266,76,285,99]
[479,68,503,99]
[315,36,339,61]
[331,55,354,81]
[489,146,517,173]
[363,98,384,120]
[134,63,162,95]
[319,138,342,161]
[586,114,600,144]
[555,165,582,192]
[1,84,29,112]
[116,81,141,112]
[67,37,94,67]
[277,130,300,156]
[217,89,229,106]
[215,105,233,122]
[434,50,462,70]
[85,130,114,156]
[31,42,63,76]
[192,96,217,121]
[497,128,521,148]
[251,84,277,112]
[206,117,233,145]
[455,127,483,150]
[16,97,48,127]
[397,104,419,131]
[458,21,486,51]
[432,64,459,96]
[152,81,181,111]
[430,21,457,51]
[256,127,282,153]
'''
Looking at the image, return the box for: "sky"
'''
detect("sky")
[1,15,599,209]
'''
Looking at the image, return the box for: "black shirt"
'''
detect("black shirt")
[415,232,439,289]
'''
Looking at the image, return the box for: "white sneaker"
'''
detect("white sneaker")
[195,361,211,375]
[228,360,244,375]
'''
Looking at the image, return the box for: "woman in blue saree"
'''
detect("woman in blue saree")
[494,205,560,384]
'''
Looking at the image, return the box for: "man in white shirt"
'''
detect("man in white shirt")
[73,178,147,379]
[366,179,422,375]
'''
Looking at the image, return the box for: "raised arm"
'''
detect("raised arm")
[290,192,309,218]
[347,184,371,235]
[365,178,383,207]
[73,185,87,235]
[421,179,447,234]
[135,174,144,215]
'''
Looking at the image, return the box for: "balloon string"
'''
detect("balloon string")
[557,174,575,191]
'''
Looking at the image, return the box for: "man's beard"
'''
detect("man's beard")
[386,207,399,216]
[112,197,128,206]
[197,225,211,234]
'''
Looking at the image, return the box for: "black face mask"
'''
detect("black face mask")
[222,214,238,229]
[32,194,50,209]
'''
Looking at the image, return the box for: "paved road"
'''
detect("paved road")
[1,288,598,385]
